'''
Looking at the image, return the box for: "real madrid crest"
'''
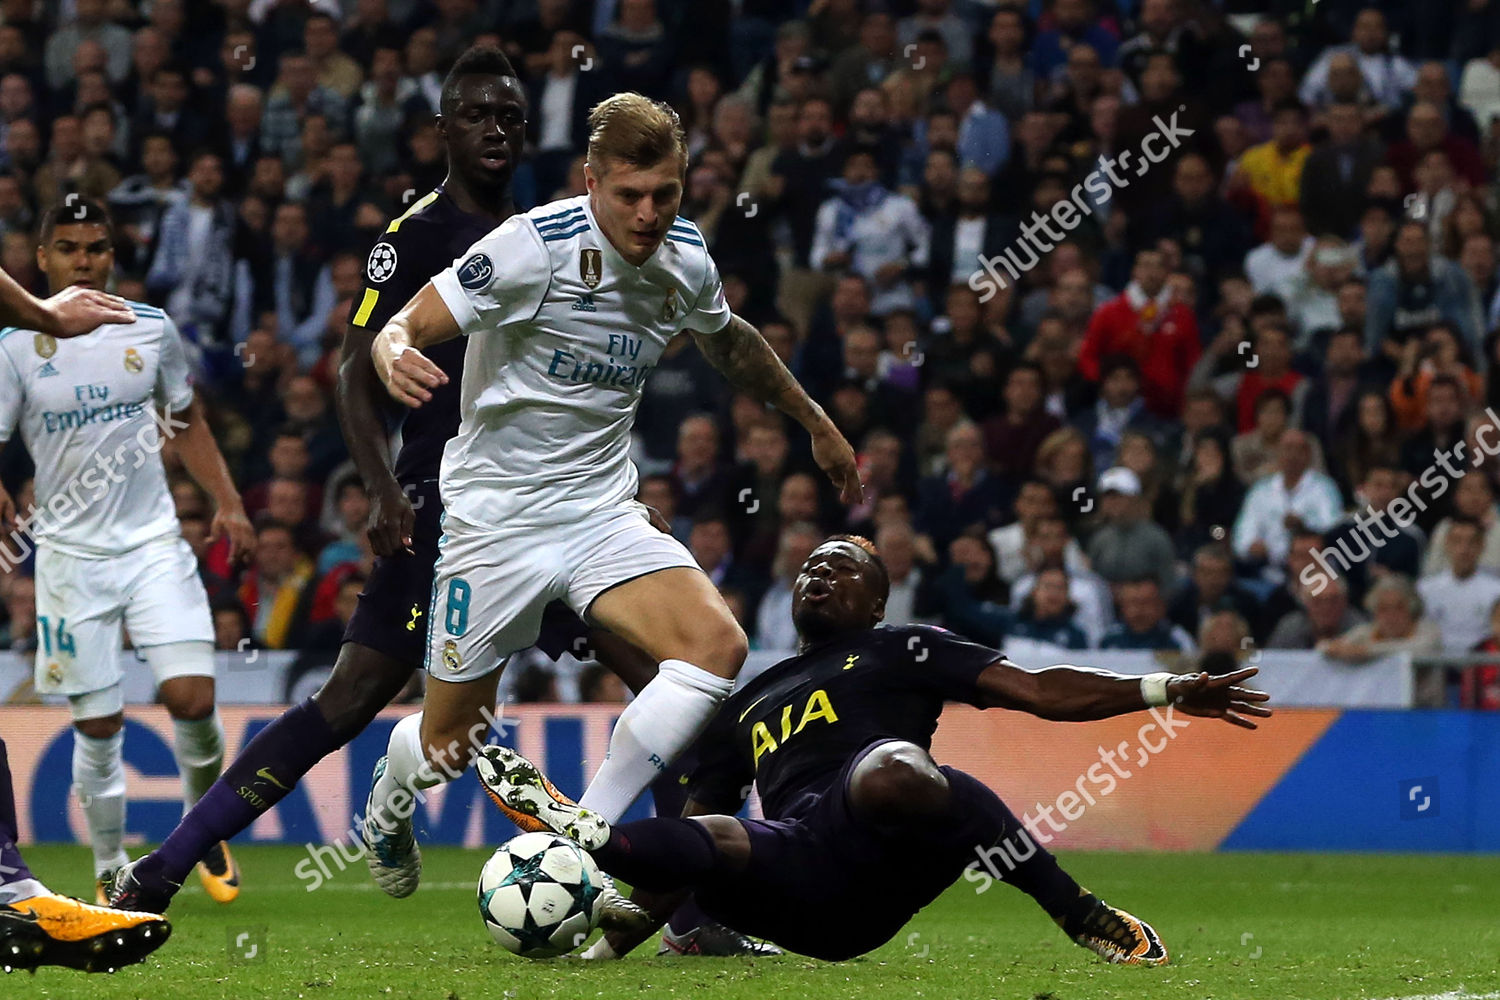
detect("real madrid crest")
[442,639,462,672]
[34,333,56,359]
[123,347,144,373]
[660,291,677,323]
[580,247,602,289]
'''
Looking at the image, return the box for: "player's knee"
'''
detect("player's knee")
[851,743,949,826]
[691,614,748,677]
[74,713,123,740]
[161,682,216,721]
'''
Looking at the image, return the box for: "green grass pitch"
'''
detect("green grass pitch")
[13,846,1500,999]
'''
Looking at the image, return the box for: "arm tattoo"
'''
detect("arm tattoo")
[690,313,804,412]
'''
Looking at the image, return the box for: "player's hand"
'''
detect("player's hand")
[812,425,863,505]
[369,483,415,557]
[42,285,135,338]
[210,504,255,565]
[1165,667,1273,730]
[374,333,447,407]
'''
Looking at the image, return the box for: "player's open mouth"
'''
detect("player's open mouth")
[802,579,832,603]
[479,151,509,169]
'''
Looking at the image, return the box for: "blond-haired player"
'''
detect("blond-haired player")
[358,93,861,920]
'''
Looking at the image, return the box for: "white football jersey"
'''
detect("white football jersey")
[430,194,731,528]
[0,302,195,557]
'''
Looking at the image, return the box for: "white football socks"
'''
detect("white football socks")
[579,659,734,824]
[369,712,447,835]
[172,710,225,811]
[72,730,127,878]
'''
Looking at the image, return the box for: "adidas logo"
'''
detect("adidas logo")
[38,360,59,378]
[571,294,596,312]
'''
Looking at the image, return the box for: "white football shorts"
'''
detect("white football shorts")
[425,501,698,682]
[33,534,215,700]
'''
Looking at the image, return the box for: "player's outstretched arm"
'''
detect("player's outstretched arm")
[978,661,1273,729]
[166,395,253,563]
[690,313,862,504]
[337,322,413,556]
[370,283,459,408]
[0,268,134,336]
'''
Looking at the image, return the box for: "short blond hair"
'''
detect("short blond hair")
[587,92,687,174]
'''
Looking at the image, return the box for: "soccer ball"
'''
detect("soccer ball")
[477,832,605,958]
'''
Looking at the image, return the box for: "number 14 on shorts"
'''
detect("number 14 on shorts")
[36,615,78,658]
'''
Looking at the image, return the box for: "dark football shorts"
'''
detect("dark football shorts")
[693,739,982,961]
[343,479,590,664]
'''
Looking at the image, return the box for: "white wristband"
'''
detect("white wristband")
[1140,672,1173,708]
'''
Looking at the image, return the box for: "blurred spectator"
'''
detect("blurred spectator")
[670,414,730,520]
[1268,575,1367,648]
[1338,388,1404,494]
[237,519,316,650]
[810,147,930,316]
[1232,387,1323,483]
[754,522,823,653]
[915,421,1009,552]
[45,0,132,92]
[1145,153,1252,295]
[1233,430,1344,568]
[873,521,924,626]
[1417,517,1500,653]
[982,362,1059,476]
[1010,515,1112,646]
[989,479,1086,585]
[1100,578,1196,653]
[1298,9,1416,112]
[1009,566,1088,650]
[1074,355,1170,473]
[828,12,898,115]
[1301,103,1385,239]
[1367,222,1483,356]
[1086,467,1177,591]
[1196,609,1251,665]
[262,51,348,165]
[1322,464,1424,602]
[1031,0,1117,80]
[33,113,120,206]
[146,150,241,345]
[981,8,1035,123]
[1424,473,1500,575]
[1170,544,1261,640]
[1388,101,1487,192]
[1319,574,1441,662]
[926,533,1011,647]
[1079,249,1201,418]
[211,598,253,654]
[1244,206,1313,301]
[596,0,674,101]
[1175,427,1245,556]
[1236,99,1310,210]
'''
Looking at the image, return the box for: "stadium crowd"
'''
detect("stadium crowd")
[0,0,1499,709]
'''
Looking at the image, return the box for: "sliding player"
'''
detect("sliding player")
[360,92,861,907]
[480,535,1272,962]
[0,199,253,905]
